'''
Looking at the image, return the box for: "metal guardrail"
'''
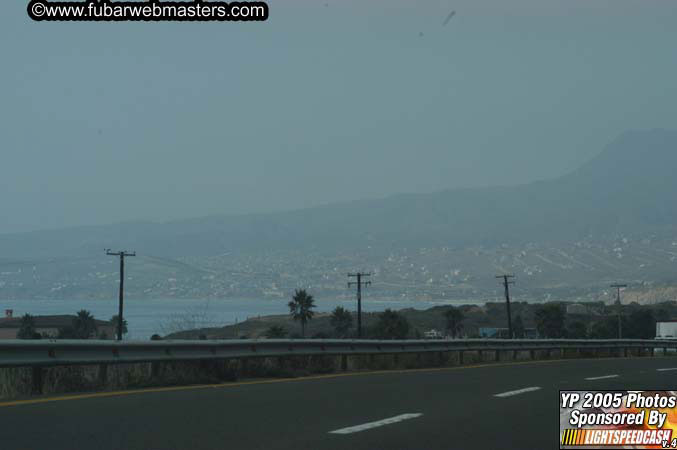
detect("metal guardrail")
[1,338,676,368]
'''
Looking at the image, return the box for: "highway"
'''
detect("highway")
[2,357,676,450]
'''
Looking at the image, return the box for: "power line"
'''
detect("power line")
[496,275,515,339]
[610,283,627,339]
[106,249,136,341]
[348,272,371,338]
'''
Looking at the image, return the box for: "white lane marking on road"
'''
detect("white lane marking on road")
[657,368,677,372]
[329,413,423,434]
[494,387,541,398]
[585,375,619,380]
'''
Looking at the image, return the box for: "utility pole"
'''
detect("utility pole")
[610,284,627,339]
[496,275,515,339]
[348,272,371,338]
[106,249,136,341]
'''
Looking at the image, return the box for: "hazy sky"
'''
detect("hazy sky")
[1,0,676,233]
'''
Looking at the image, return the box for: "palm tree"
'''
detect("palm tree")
[288,289,315,338]
[17,314,38,339]
[110,315,128,337]
[444,307,464,339]
[330,306,353,338]
[375,309,409,339]
[72,309,97,339]
[534,304,565,338]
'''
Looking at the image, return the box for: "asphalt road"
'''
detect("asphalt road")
[2,357,676,450]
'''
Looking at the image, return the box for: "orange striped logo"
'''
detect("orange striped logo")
[561,429,586,446]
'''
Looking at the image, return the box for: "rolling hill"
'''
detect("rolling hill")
[1,128,677,301]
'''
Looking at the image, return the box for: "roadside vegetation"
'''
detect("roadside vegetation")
[329,306,353,338]
[166,299,674,341]
[16,310,126,340]
[287,289,315,338]
[3,296,673,401]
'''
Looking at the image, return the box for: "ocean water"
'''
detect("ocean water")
[0,298,482,340]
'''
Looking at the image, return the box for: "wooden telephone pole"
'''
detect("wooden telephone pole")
[610,284,627,339]
[496,275,515,339]
[106,249,136,341]
[348,273,371,338]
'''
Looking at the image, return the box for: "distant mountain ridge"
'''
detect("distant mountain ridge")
[2,128,677,259]
[2,129,677,302]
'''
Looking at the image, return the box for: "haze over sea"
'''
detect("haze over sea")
[0,298,486,340]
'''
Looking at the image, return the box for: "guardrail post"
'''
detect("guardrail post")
[341,354,348,371]
[494,350,500,362]
[478,350,483,361]
[31,367,43,395]
[512,350,518,360]
[530,350,535,360]
[459,350,464,365]
[393,354,399,367]
[98,364,108,385]
[650,347,655,357]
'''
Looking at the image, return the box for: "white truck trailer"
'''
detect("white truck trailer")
[656,321,677,339]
